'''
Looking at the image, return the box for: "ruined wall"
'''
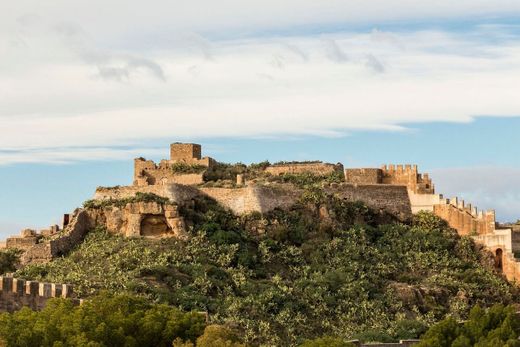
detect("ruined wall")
[381,164,434,194]
[5,236,39,251]
[134,158,205,186]
[326,184,413,220]
[265,162,344,176]
[0,276,74,312]
[433,198,496,236]
[344,168,383,184]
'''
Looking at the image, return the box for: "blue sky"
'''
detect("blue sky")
[1,1,520,237]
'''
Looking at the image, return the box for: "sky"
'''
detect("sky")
[1,1,520,237]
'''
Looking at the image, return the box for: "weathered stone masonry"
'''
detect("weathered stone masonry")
[0,276,74,312]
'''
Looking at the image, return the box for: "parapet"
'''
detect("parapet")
[434,197,497,235]
[0,276,74,312]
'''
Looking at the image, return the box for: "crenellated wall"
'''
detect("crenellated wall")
[433,197,496,236]
[0,276,75,312]
[380,164,434,194]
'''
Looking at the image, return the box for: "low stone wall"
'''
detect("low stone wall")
[94,184,200,203]
[353,341,419,347]
[5,236,39,251]
[327,184,413,220]
[0,276,74,312]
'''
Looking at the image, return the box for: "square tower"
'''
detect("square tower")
[170,143,201,161]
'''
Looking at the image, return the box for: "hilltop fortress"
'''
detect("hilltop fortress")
[2,142,520,308]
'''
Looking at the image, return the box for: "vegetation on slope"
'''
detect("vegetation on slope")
[14,192,520,346]
[0,292,245,347]
[417,304,520,347]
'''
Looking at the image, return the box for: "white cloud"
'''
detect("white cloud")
[1,3,520,164]
[431,167,520,222]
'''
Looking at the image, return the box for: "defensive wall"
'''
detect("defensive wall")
[432,197,497,236]
[264,162,344,176]
[324,183,412,221]
[0,276,75,312]
[345,164,434,194]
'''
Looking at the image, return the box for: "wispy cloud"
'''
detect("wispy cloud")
[1,3,520,164]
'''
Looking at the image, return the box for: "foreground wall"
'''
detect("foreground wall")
[0,276,74,312]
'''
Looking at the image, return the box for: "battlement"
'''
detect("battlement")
[0,276,74,312]
[380,164,434,194]
[345,164,434,194]
[433,196,497,236]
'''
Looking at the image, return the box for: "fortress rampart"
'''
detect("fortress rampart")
[264,162,344,176]
[345,164,434,194]
[433,197,497,236]
[325,183,412,220]
[0,276,74,312]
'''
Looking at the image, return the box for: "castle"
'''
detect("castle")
[1,142,519,311]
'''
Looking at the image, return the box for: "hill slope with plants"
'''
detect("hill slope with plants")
[10,183,520,346]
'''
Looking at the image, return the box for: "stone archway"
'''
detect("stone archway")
[140,215,171,237]
[495,248,503,271]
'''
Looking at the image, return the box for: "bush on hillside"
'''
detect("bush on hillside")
[0,292,206,347]
[417,304,520,347]
[15,196,520,346]
[0,248,21,274]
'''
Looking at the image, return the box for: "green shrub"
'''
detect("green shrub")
[83,192,171,209]
[0,248,21,274]
[171,162,207,174]
[418,304,520,347]
[15,197,520,346]
[299,337,355,347]
[0,292,206,347]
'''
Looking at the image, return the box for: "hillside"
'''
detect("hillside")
[12,190,519,346]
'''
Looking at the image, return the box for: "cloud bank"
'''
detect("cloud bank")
[1,2,520,164]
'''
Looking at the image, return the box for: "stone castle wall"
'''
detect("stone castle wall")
[381,164,434,194]
[326,183,413,220]
[200,185,302,215]
[433,198,496,236]
[0,276,74,312]
[94,184,200,203]
[265,162,343,176]
[344,168,382,184]
[134,158,205,186]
